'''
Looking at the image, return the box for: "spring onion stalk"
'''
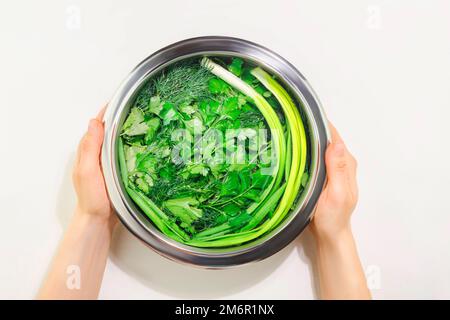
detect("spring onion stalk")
[201,58,286,215]
[118,138,129,188]
[119,137,190,242]
[185,64,307,247]
[118,57,310,248]
[240,183,286,231]
[184,60,296,247]
[126,187,182,241]
[284,125,292,183]
[251,67,307,228]
[193,226,261,243]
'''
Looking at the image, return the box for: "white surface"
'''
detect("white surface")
[1,0,449,299]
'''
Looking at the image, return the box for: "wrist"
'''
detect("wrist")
[314,226,354,249]
[74,206,116,236]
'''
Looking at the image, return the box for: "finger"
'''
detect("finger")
[326,122,358,202]
[77,119,104,175]
[330,121,357,176]
[328,121,343,144]
[347,152,359,200]
[75,106,107,166]
[96,105,107,121]
[325,120,350,187]
[325,138,348,182]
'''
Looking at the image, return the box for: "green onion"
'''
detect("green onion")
[117,57,309,248]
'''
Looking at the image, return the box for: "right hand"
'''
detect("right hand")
[310,122,358,242]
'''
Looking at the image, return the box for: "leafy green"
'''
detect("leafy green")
[148,96,162,115]
[135,173,154,194]
[208,77,228,94]
[153,61,214,107]
[228,58,244,76]
[118,56,310,248]
[164,197,203,230]
[144,117,160,144]
[122,107,147,136]
[160,102,179,125]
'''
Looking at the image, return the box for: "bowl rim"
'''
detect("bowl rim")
[102,36,330,268]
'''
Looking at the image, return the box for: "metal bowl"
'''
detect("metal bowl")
[102,36,329,268]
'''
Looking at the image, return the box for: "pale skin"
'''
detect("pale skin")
[38,109,370,300]
[311,124,371,299]
[38,108,117,300]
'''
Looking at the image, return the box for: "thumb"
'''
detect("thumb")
[325,123,350,189]
[326,141,349,183]
[78,119,104,172]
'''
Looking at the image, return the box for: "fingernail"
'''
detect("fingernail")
[88,119,97,133]
[333,142,345,156]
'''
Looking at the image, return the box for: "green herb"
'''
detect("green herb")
[228,57,244,76]
[118,56,310,247]
[154,61,214,107]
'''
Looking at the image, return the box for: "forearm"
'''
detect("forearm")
[316,229,371,300]
[38,208,113,299]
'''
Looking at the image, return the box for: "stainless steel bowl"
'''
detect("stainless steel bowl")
[102,36,329,268]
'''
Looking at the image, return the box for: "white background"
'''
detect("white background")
[1,0,449,299]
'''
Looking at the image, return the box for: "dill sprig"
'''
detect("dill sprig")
[134,83,155,110]
[154,60,214,106]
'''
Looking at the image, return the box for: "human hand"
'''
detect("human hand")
[310,122,358,243]
[38,108,116,299]
[309,123,369,299]
[72,108,116,225]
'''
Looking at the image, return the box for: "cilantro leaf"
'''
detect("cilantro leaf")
[164,197,203,227]
[228,58,244,76]
[144,117,160,144]
[159,102,179,125]
[220,171,240,196]
[208,77,228,94]
[148,96,163,115]
[122,107,148,136]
